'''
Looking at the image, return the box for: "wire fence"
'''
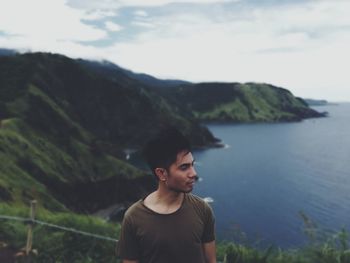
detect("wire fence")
[0,200,120,262]
[0,214,118,243]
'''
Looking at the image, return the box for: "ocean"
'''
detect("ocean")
[193,103,350,248]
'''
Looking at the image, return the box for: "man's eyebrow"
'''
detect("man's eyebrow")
[178,159,196,167]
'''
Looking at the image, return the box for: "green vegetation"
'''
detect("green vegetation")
[215,212,350,263]
[0,115,151,211]
[153,82,324,123]
[1,202,349,262]
[0,203,120,263]
[216,229,350,263]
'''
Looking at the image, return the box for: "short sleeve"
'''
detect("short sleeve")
[201,203,216,243]
[116,215,140,260]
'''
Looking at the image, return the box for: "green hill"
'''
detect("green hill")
[151,82,325,122]
[77,59,324,123]
[0,52,219,212]
[0,52,325,211]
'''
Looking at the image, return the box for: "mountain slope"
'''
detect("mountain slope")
[0,51,325,212]
[0,52,217,212]
[151,82,325,122]
[82,59,324,123]
[78,59,191,88]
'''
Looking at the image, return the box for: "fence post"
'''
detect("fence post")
[25,200,37,262]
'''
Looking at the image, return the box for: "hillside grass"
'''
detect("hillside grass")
[215,211,350,263]
[216,228,350,263]
[1,202,349,263]
[0,203,120,263]
[189,83,316,122]
[0,116,145,211]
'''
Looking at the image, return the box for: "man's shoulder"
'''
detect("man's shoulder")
[185,194,214,223]
[124,199,144,219]
[186,193,212,211]
[186,193,209,205]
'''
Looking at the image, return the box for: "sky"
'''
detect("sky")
[0,0,349,101]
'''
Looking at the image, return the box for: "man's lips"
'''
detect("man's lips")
[187,181,195,186]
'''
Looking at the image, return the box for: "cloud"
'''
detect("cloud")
[0,0,106,42]
[67,0,235,10]
[134,10,148,17]
[131,21,155,29]
[83,9,116,20]
[105,21,123,32]
[120,0,234,5]
[0,34,105,61]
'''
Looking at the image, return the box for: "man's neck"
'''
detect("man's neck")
[144,187,185,214]
[154,187,184,206]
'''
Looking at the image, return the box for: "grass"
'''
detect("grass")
[0,203,120,263]
[1,201,350,263]
[0,116,145,211]
[216,231,350,263]
[192,83,310,122]
[194,99,251,122]
[217,212,350,263]
[1,202,349,263]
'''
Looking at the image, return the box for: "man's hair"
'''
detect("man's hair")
[142,127,191,174]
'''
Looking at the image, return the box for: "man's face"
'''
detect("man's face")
[165,151,197,193]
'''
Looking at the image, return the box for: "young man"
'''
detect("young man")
[117,127,216,263]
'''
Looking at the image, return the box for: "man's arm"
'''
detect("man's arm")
[117,210,140,263]
[202,240,216,263]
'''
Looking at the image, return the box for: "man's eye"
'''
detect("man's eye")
[180,165,189,170]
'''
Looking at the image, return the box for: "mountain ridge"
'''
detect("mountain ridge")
[0,52,217,213]
[0,51,325,213]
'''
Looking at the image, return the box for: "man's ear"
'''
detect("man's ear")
[155,168,167,181]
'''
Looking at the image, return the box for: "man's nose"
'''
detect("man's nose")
[189,166,197,178]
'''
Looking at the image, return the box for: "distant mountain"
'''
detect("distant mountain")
[79,60,324,123]
[151,82,325,122]
[303,98,330,106]
[78,59,191,88]
[0,51,325,214]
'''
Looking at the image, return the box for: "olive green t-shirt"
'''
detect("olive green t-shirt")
[117,193,215,263]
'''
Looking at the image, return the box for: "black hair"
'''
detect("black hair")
[142,127,191,175]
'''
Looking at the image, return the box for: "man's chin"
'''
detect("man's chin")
[184,187,193,193]
[170,187,193,193]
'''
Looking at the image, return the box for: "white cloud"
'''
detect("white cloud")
[66,0,122,10]
[134,10,148,17]
[83,9,116,20]
[105,21,123,32]
[0,0,106,41]
[120,0,234,6]
[0,34,105,61]
[67,0,235,10]
[131,21,155,29]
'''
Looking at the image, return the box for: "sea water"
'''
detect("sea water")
[193,103,350,248]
